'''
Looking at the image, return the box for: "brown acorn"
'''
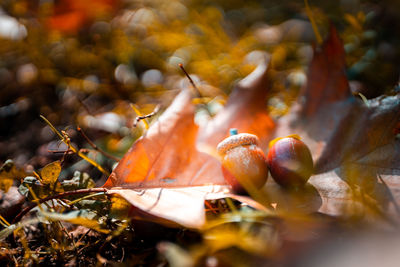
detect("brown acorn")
[217,130,268,194]
[267,135,313,189]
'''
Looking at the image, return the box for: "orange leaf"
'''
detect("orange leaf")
[104,61,275,189]
[46,0,120,33]
[104,89,226,189]
[103,61,275,227]
[105,25,400,227]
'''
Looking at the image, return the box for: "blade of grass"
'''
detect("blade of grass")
[305,0,323,45]
[0,215,10,227]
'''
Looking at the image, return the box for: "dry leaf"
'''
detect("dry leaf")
[103,61,274,227]
[40,161,61,185]
[104,26,400,228]
[104,61,274,189]
[109,185,231,228]
[0,160,26,193]
[0,160,18,192]
[272,26,400,220]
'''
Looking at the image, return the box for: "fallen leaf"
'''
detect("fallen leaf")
[0,160,26,193]
[273,26,400,221]
[109,185,231,228]
[103,61,274,227]
[0,160,17,192]
[103,26,400,228]
[104,61,274,189]
[103,89,225,189]
[40,161,61,185]
[197,62,275,151]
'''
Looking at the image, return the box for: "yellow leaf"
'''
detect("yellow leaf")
[0,160,20,192]
[40,161,61,185]
[0,174,13,193]
[110,195,131,218]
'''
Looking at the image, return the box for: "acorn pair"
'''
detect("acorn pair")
[217,130,313,194]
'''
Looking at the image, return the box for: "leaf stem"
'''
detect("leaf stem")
[77,126,120,162]
[179,64,202,98]
[131,104,161,128]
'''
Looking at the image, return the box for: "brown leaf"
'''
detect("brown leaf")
[40,161,61,185]
[273,26,400,220]
[105,61,274,189]
[197,62,275,151]
[103,62,274,227]
[104,25,400,227]
[103,89,225,189]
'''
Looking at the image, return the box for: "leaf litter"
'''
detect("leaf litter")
[1,21,400,266]
[102,26,400,230]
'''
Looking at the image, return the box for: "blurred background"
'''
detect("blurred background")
[0,0,399,181]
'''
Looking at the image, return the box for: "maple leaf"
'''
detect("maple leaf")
[272,26,400,220]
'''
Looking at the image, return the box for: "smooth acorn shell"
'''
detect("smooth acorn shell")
[217,133,268,194]
[267,137,313,188]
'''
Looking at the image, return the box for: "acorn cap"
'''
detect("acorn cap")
[217,133,260,155]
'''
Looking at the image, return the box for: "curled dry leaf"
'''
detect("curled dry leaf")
[104,61,274,189]
[103,61,275,227]
[272,26,400,221]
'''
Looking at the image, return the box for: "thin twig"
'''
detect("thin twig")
[77,126,120,162]
[178,64,212,116]
[40,115,110,176]
[133,104,161,128]
[58,221,77,250]
[76,229,92,245]
[204,200,218,214]
[64,192,106,209]
[77,97,93,116]
[47,149,73,154]
[179,64,202,98]
[12,188,109,224]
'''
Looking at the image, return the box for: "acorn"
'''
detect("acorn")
[217,129,269,194]
[267,135,313,189]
